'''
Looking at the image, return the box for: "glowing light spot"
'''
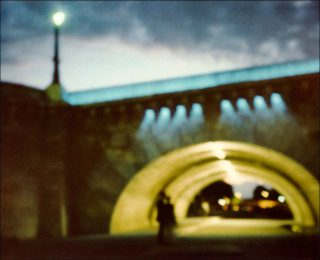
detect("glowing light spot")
[154,107,171,134]
[236,98,251,112]
[278,195,286,203]
[233,205,240,211]
[139,109,155,131]
[253,96,267,110]
[224,161,248,185]
[218,198,227,206]
[170,105,187,130]
[222,160,233,169]
[145,109,156,121]
[261,190,270,198]
[258,200,277,209]
[190,103,203,117]
[220,100,234,114]
[224,197,231,205]
[157,107,171,121]
[234,192,242,199]
[52,12,65,26]
[213,149,226,160]
[176,105,186,118]
[271,93,286,113]
[201,201,210,214]
[189,103,204,124]
[291,225,303,233]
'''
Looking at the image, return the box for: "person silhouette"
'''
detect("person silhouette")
[156,191,176,244]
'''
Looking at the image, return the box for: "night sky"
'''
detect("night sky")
[1,1,319,91]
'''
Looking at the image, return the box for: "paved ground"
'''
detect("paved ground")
[2,232,319,260]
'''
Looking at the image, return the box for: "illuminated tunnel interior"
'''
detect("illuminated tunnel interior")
[111,94,319,235]
[111,141,319,235]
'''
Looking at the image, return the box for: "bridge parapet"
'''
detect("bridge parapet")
[63,59,319,105]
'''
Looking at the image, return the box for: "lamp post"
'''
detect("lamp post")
[51,12,65,85]
[47,12,65,101]
[37,11,68,239]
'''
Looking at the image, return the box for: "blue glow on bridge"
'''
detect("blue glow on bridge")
[190,103,204,121]
[236,98,251,113]
[253,96,268,111]
[158,107,171,120]
[172,105,187,128]
[139,109,155,131]
[271,93,286,113]
[63,59,319,105]
[155,107,171,133]
[176,105,187,119]
[189,103,205,130]
[138,93,291,149]
[221,100,235,114]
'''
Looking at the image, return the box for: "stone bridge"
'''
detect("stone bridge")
[1,59,319,239]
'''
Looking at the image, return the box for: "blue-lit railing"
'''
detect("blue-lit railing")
[62,59,319,106]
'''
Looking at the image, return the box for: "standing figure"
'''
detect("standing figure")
[156,191,176,244]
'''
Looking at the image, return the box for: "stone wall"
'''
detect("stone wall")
[1,73,319,238]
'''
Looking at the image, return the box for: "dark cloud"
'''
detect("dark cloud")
[131,1,319,58]
[1,1,319,64]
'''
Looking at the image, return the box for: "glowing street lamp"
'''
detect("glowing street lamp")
[51,11,65,85]
[46,12,65,101]
[53,12,65,27]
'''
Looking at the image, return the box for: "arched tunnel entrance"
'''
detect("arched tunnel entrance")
[110,141,319,235]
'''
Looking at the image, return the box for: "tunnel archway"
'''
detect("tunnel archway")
[110,141,319,234]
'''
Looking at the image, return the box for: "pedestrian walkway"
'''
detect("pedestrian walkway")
[2,233,317,260]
